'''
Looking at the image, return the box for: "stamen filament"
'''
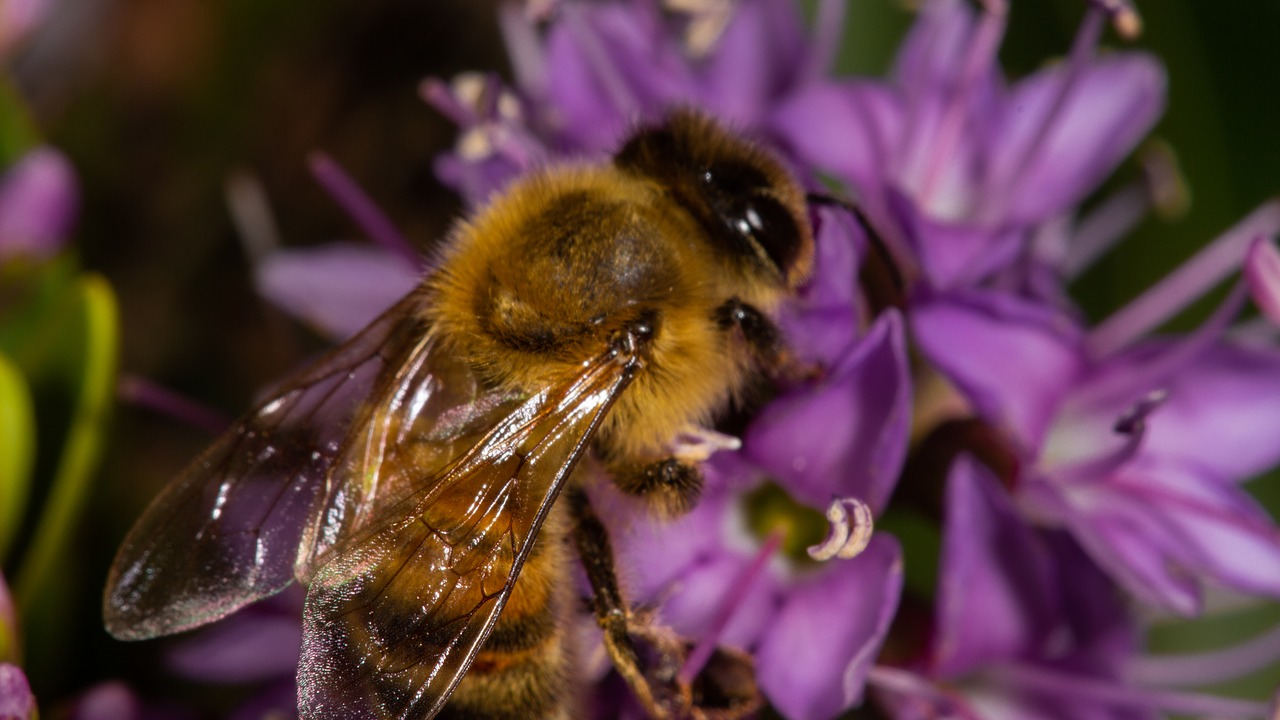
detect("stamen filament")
[1066,144,1186,278]
[1053,391,1162,484]
[865,666,984,720]
[1125,622,1280,687]
[805,0,847,81]
[418,76,476,126]
[498,3,547,95]
[678,530,782,687]
[987,661,1272,717]
[116,375,230,436]
[982,4,1104,222]
[916,0,1007,208]
[306,152,421,269]
[563,3,639,120]
[224,172,280,263]
[1087,200,1280,358]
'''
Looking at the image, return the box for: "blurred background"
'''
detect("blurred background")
[1,0,1277,714]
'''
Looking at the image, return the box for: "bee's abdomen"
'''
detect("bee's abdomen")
[439,507,575,720]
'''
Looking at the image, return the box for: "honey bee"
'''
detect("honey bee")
[103,109,814,719]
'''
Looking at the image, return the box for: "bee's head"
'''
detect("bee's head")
[614,110,814,290]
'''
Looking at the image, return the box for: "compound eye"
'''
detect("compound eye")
[704,162,805,278]
[733,194,804,278]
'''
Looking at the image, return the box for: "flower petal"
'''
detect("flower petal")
[755,534,903,719]
[0,663,35,720]
[746,310,911,511]
[933,456,1058,678]
[255,243,420,340]
[890,191,1024,288]
[988,53,1165,224]
[699,0,806,125]
[912,290,1084,453]
[0,147,78,261]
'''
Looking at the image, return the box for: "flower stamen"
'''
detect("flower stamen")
[1125,621,1280,687]
[915,0,1007,209]
[307,152,420,269]
[1087,200,1280,358]
[117,375,230,436]
[807,496,874,561]
[678,530,782,687]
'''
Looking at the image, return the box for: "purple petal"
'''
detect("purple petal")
[543,3,692,149]
[746,311,911,511]
[779,208,864,366]
[988,53,1165,224]
[911,290,1084,453]
[656,548,782,651]
[1060,341,1280,482]
[772,81,903,221]
[890,191,1024,288]
[606,461,759,604]
[932,457,1058,678]
[0,147,78,260]
[698,0,806,125]
[255,243,420,340]
[433,151,526,208]
[755,535,903,720]
[1030,455,1280,614]
[0,663,34,720]
[167,610,302,683]
[890,0,977,95]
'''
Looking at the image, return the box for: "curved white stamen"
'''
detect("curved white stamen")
[807,497,874,562]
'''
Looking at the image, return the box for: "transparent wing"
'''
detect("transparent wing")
[298,347,638,720]
[104,290,448,640]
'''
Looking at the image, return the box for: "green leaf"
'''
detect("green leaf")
[14,274,118,614]
[0,353,34,564]
[0,77,41,164]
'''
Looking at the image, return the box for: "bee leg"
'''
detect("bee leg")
[607,456,704,517]
[567,487,672,720]
[713,298,813,382]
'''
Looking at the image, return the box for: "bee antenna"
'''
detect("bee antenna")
[805,192,908,313]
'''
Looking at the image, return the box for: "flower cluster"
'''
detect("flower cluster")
[249,0,1280,718]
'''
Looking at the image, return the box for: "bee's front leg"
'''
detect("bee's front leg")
[567,486,672,719]
[568,487,762,720]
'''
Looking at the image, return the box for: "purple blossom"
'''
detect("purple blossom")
[0,663,35,720]
[774,0,1164,290]
[912,205,1280,615]
[0,146,79,262]
[600,457,904,720]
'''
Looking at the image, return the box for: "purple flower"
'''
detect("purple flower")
[774,0,1164,290]
[603,460,904,720]
[0,663,36,720]
[871,456,1154,720]
[912,203,1280,615]
[426,0,849,206]
[0,147,79,262]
